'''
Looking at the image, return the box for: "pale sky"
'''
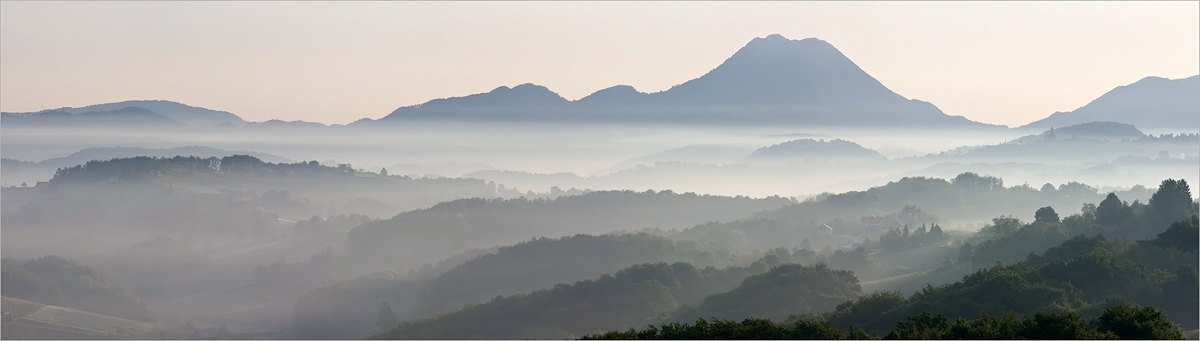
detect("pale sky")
[1,2,1197,127]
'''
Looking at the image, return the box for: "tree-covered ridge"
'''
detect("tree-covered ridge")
[672,264,861,322]
[293,232,741,339]
[344,190,793,271]
[968,179,1195,267]
[757,172,1133,224]
[368,260,819,340]
[419,233,732,316]
[582,215,1196,339]
[826,215,1198,335]
[582,304,1184,340]
[1,255,151,322]
[50,155,356,184]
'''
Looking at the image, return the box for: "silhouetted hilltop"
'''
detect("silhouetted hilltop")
[384,83,570,121]
[1,106,185,127]
[370,34,993,128]
[62,100,246,127]
[745,139,887,163]
[1020,76,1199,132]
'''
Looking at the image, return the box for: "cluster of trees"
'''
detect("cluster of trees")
[582,304,1183,340]
[345,190,792,271]
[966,179,1194,268]
[879,223,946,252]
[1,255,151,321]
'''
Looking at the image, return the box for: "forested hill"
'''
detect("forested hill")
[343,191,793,271]
[825,215,1199,336]
[294,233,746,339]
[1,255,151,321]
[368,258,791,339]
[756,172,1131,225]
[49,155,355,184]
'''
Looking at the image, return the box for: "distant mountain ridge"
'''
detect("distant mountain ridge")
[1019,76,1199,132]
[61,100,246,127]
[369,34,993,128]
[745,139,887,163]
[1,106,185,127]
[2,100,245,128]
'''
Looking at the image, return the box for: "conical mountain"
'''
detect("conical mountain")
[651,34,904,106]
[373,34,990,127]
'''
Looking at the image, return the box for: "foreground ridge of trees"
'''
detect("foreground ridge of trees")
[824,214,1198,335]
[580,303,1184,340]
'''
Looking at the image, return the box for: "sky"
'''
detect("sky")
[1,2,1197,127]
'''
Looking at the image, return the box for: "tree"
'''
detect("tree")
[376,301,398,331]
[1034,206,1060,224]
[1095,193,1132,228]
[801,236,813,251]
[1149,179,1193,226]
[380,167,389,176]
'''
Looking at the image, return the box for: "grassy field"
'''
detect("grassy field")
[860,263,973,294]
[2,296,181,339]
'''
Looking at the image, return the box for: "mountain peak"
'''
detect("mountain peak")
[656,34,903,106]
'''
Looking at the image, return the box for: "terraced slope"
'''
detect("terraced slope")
[2,296,156,339]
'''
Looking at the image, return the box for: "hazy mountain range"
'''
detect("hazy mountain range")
[366,34,984,127]
[2,35,1196,130]
[2,100,244,128]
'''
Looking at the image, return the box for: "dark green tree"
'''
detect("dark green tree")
[1094,304,1185,340]
[1095,193,1132,228]
[1034,206,1060,224]
[1149,179,1194,227]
